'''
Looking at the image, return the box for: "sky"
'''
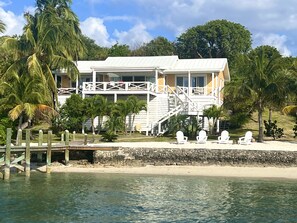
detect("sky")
[1,0,297,56]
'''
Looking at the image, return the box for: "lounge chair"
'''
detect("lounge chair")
[196,130,208,144]
[218,130,230,144]
[238,131,253,145]
[176,131,188,144]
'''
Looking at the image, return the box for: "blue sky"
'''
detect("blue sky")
[1,0,297,56]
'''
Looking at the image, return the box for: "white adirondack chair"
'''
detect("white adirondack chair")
[238,131,253,145]
[196,130,208,144]
[176,131,188,144]
[218,130,230,144]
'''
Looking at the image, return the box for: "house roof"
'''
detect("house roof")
[76,61,106,73]
[75,56,230,81]
[166,58,230,81]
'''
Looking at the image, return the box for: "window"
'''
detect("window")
[191,76,205,87]
[122,76,133,82]
[134,76,146,82]
[176,76,188,87]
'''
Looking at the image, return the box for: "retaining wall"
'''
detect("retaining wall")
[93,147,297,167]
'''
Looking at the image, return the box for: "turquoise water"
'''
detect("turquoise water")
[1,173,297,223]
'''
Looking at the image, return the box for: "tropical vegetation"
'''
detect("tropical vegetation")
[0,1,296,142]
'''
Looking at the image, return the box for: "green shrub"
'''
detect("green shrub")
[228,112,250,129]
[101,131,118,142]
[264,120,284,140]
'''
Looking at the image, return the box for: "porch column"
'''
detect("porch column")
[218,80,222,105]
[114,94,117,102]
[76,76,79,94]
[146,93,149,136]
[155,68,158,93]
[187,71,191,96]
[92,69,96,91]
[216,119,220,133]
[215,73,218,98]
[211,72,215,97]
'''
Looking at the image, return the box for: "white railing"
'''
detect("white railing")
[178,86,213,96]
[58,88,78,95]
[82,81,162,93]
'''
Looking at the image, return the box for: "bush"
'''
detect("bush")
[228,112,250,129]
[101,131,118,142]
[264,120,284,140]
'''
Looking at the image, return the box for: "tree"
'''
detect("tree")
[133,36,175,56]
[0,73,54,130]
[60,94,85,132]
[175,19,252,67]
[203,105,222,134]
[126,95,147,135]
[83,96,99,134]
[113,100,131,134]
[0,19,5,33]
[1,0,85,107]
[83,95,108,134]
[80,35,108,60]
[230,46,287,142]
[108,43,131,56]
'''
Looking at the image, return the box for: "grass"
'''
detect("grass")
[229,110,296,141]
[21,110,296,144]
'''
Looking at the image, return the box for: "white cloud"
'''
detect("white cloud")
[113,23,153,48]
[253,33,291,56]
[80,17,115,47]
[0,7,25,36]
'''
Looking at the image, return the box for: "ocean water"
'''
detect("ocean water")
[1,172,297,223]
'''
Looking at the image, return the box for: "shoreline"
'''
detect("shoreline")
[37,164,297,180]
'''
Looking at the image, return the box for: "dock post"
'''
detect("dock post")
[72,131,76,141]
[25,129,30,177]
[4,128,12,180]
[46,131,52,173]
[37,130,43,163]
[61,133,64,143]
[17,129,22,146]
[65,130,69,166]
[84,134,88,145]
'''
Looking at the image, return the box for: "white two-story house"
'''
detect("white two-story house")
[55,55,230,135]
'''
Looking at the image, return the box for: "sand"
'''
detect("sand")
[34,164,297,180]
[35,140,297,180]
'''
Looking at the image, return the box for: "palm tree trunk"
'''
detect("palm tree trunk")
[91,117,95,134]
[130,115,135,135]
[258,105,264,142]
[268,108,272,122]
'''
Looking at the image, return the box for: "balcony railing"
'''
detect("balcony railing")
[82,82,162,93]
[58,88,78,95]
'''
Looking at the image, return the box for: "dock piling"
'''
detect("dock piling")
[37,130,43,162]
[4,128,12,180]
[65,130,69,166]
[25,129,30,177]
[46,131,52,173]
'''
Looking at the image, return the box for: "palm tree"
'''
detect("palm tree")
[1,0,85,107]
[203,105,222,134]
[114,100,131,134]
[126,96,147,135]
[0,73,55,130]
[0,19,5,33]
[83,95,108,134]
[231,46,287,142]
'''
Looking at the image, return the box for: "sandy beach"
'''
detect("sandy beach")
[34,140,297,180]
[35,164,297,180]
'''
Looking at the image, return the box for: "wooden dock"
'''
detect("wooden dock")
[0,128,118,180]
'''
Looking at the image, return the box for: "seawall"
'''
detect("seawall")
[93,147,297,167]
